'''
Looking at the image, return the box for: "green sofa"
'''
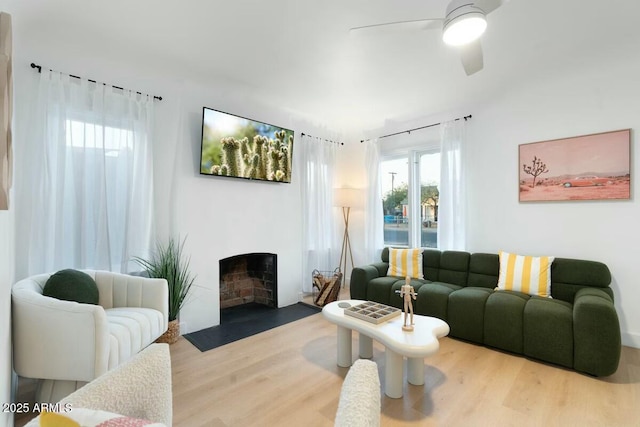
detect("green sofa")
[350,248,621,376]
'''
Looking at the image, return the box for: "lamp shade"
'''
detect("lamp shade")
[442,2,487,46]
[334,187,363,208]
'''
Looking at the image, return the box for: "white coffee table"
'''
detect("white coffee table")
[322,299,449,398]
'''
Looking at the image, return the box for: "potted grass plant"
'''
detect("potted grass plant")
[134,236,195,344]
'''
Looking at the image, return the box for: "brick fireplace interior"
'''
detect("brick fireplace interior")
[219,253,278,311]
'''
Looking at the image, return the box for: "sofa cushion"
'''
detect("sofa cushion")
[573,288,621,376]
[438,251,470,286]
[415,282,461,320]
[387,248,424,279]
[484,291,530,353]
[551,258,612,303]
[422,249,442,281]
[389,279,428,310]
[43,269,99,305]
[468,253,499,289]
[106,307,164,368]
[447,287,492,342]
[523,297,573,368]
[366,276,398,305]
[497,251,554,297]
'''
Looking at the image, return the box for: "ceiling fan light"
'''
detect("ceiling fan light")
[442,11,487,46]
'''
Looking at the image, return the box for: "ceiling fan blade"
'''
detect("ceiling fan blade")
[473,0,509,14]
[459,39,483,75]
[349,17,443,32]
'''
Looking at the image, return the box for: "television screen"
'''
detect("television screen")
[200,107,294,183]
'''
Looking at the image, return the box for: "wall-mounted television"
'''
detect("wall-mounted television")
[200,107,294,183]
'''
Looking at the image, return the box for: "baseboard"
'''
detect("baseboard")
[622,331,640,349]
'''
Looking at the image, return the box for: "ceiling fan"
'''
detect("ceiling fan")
[350,0,510,76]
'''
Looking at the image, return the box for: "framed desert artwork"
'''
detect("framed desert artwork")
[519,129,631,202]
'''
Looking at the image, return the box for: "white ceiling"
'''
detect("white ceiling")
[5,0,640,134]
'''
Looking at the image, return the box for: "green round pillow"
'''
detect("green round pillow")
[43,269,99,305]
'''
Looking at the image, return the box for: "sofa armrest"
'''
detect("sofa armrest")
[350,263,386,300]
[335,359,380,427]
[91,271,168,329]
[61,343,172,424]
[12,287,110,381]
[24,344,172,427]
[573,287,621,376]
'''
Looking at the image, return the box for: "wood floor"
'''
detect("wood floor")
[15,291,640,426]
[170,313,640,427]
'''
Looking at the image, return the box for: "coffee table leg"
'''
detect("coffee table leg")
[385,348,403,398]
[359,334,373,359]
[337,326,352,367]
[407,358,424,385]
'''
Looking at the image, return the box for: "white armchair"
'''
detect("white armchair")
[12,270,168,403]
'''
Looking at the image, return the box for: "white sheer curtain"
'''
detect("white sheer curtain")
[14,70,155,277]
[364,139,383,261]
[438,119,467,250]
[300,134,337,292]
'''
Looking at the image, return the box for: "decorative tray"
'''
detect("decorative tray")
[343,301,401,324]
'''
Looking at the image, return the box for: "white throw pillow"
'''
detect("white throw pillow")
[496,250,555,297]
[387,248,424,279]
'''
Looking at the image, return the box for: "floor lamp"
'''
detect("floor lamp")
[334,188,362,281]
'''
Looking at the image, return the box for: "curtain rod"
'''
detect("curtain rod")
[360,114,472,143]
[301,132,344,146]
[30,62,163,101]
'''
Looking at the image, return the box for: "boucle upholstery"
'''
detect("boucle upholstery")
[25,343,172,427]
[335,359,381,427]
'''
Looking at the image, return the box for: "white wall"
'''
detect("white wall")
[466,54,640,347]
[153,80,310,333]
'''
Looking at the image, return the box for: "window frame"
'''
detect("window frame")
[381,147,440,249]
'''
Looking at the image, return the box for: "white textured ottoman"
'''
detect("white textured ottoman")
[335,359,381,427]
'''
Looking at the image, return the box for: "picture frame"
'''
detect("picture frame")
[519,129,631,202]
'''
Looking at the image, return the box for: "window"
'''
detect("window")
[381,157,409,246]
[16,70,155,277]
[419,151,440,248]
[381,150,440,248]
[66,119,134,152]
[62,119,139,271]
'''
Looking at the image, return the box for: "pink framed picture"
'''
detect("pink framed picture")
[519,129,631,202]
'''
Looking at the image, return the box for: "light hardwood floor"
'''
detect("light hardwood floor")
[15,292,640,426]
[170,312,640,427]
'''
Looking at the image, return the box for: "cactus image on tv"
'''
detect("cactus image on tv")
[200,108,294,183]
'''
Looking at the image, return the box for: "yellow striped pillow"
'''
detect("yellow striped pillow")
[497,251,555,297]
[387,248,424,279]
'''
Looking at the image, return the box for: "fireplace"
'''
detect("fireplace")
[219,253,277,309]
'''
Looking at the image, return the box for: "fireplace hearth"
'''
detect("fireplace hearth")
[219,253,277,309]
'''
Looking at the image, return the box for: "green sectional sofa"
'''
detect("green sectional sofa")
[350,248,621,377]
